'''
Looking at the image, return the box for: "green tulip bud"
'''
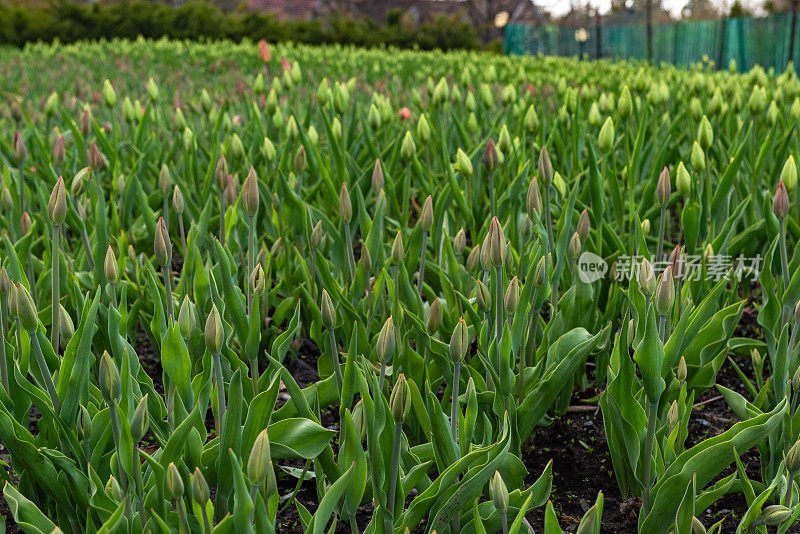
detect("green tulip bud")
[122,97,135,123]
[377,316,395,363]
[690,141,705,171]
[352,399,366,440]
[107,476,123,501]
[401,131,416,161]
[526,177,542,220]
[490,471,508,513]
[204,305,224,355]
[676,162,691,197]
[77,404,91,441]
[192,468,210,504]
[678,356,687,383]
[568,232,581,261]
[641,218,651,236]
[178,296,196,339]
[638,258,656,296]
[488,217,506,267]
[15,283,38,333]
[781,156,798,191]
[618,85,632,118]
[484,138,498,174]
[787,439,800,474]
[317,78,330,106]
[147,77,159,101]
[104,246,118,283]
[598,116,614,153]
[524,104,539,132]
[131,394,149,443]
[371,159,384,192]
[44,92,59,117]
[339,183,352,223]
[154,217,171,268]
[166,462,184,500]
[667,400,679,432]
[310,221,323,250]
[48,177,67,226]
[214,155,229,190]
[759,505,792,526]
[456,148,473,178]
[1,186,12,212]
[504,276,520,315]
[697,115,713,150]
[588,102,602,127]
[102,79,117,108]
[792,98,800,120]
[247,429,272,487]
[466,112,479,133]
[53,134,65,165]
[243,166,259,217]
[497,125,512,155]
[320,290,337,332]
[466,245,481,275]
[450,317,469,363]
[476,280,491,312]
[99,350,121,404]
[774,180,789,220]
[655,266,675,316]
[426,299,441,335]
[538,146,553,186]
[691,517,706,534]
[12,131,26,162]
[389,374,411,423]
[58,304,74,349]
[577,209,590,243]
[534,256,547,287]
[391,231,404,265]
[261,137,276,162]
[656,166,671,206]
[420,195,433,231]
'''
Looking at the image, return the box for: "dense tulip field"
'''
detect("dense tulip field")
[0,38,799,533]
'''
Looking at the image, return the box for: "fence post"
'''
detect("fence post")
[595,9,602,60]
[717,15,727,70]
[790,0,798,65]
[646,0,653,62]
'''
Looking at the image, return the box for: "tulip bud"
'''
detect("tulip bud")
[667,400,679,431]
[99,350,121,404]
[215,155,229,190]
[416,114,431,142]
[293,145,306,174]
[426,299,441,334]
[774,180,789,220]
[102,79,117,107]
[377,316,395,364]
[172,185,185,216]
[77,404,91,441]
[391,231,404,265]
[504,277,519,315]
[577,209,590,243]
[534,256,547,287]
[676,162,691,197]
[588,102,602,127]
[58,304,74,349]
[760,505,792,526]
[191,468,210,505]
[15,283,38,333]
[691,517,706,534]
[12,131,26,162]
[241,166,259,218]
[538,146,553,186]
[678,356,687,383]
[389,374,411,423]
[7,283,17,320]
[618,85,632,118]
[655,266,675,316]
[450,317,469,363]
[456,148,473,177]
[339,183,352,223]
[703,243,715,264]
[371,159,384,192]
[466,245,481,274]
[598,116,615,153]
[1,186,12,212]
[204,305,223,355]
[48,177,67,226]
[795,299,800,324]
[490,471,508,513]
[420,195,433,231]
[310,221,323,250]
[488,217,506,268]
[178,296,196,339]
[352,399,367,441]
[247,429,272,487]
[638,258,656,296]
[781,156,798,192]
[53,135,65,165]
[656,166,671,206]
[690,142,705,171]
[166,462,184,500]
[400,131,416,162]
[321,289,336,330]
[787,439,800,474]
[476,280,491,312]
[641,219,651,236]
[483,138,498,174]
[131,394,149,443]
[568,232,581,261]
[107,476,123,501]
[154,217,171,267]
[526,177,542,220]
[104,246,118,283]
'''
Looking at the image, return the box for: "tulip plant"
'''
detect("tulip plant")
[0,38,798,534]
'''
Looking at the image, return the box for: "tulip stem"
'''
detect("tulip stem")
[177,499,190,534]
[451,360,461,442]
[51,225,60,351]
[248,215,256,314]
[489,172,496,219]
[343,223,355,283]
[386,421,402,533]
[328,328,342,396]
[500,510,509,534]
[212,352,226,434]
[132,449,147,528]
[200,500,211,534]
[72,198,95,268]
[417,232,427,298]
[0,296,8,395]
[656,205,666,264]
[163,264,174,322]
[642,400,658,516]
[250,484,259,522]
[780,219,790,324]
[108,402,127,492]
[786,474,795,507]
[178,213,187,259]
[521,286,541,402]
[219,190,226,245]
[544,184,555,259]
[494,265,504,375]
[30,333,60,413]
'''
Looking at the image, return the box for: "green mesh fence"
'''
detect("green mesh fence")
[505,13,800,71]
